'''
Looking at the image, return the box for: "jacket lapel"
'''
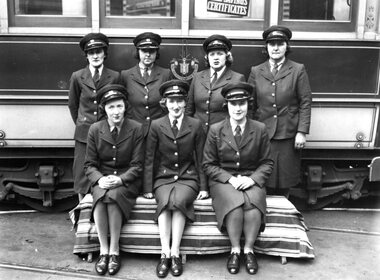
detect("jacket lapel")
[221,119,238,151]
[212,68,233,91]
[160,116,175,140]
[146,65,161,84]
[176,116,192,139]
[99,121,114,145]
[200,70,211,91]
[275,59,292,81]
[239,120,255,150]
[116,119,133,144]
[130,64,146,86]
[258,62,274,82]
[81,67,96,89]
[97,67,114,89]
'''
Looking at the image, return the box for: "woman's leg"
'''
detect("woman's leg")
[242,208,261,275]
[93,201,109,255]
[243,208,261,252]
[158,209,172,256]
[225,207,244,253]
[107,203,123,255]
[170,210,186,257]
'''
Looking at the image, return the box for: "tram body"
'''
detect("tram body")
[0,0,379,210]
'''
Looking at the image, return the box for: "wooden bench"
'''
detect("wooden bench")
[70,195,314,264]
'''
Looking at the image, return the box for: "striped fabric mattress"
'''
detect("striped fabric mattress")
[70,195,314,259]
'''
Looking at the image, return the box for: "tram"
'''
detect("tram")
[0,0,379,211]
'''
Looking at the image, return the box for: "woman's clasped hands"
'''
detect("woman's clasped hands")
[98,175,123,190]
[228,175,255,191]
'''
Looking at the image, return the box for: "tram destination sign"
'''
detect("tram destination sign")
[207,0,249,16]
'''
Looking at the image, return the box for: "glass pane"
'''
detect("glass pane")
[282,0,351,21]
[106,0,175,17]
[194,0,265,19]
[15,0,87,16]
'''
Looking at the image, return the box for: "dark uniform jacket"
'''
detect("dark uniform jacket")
[185,67,245,132]
[120,64,172,136]
[144,115,207,194]
[68,66,120,143]
[203,118,273,188]
[248,59,312,140]
[84,118,144,195]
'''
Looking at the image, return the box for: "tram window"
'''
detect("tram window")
[8,0,91,27]
[106,0,175,17]
[282,0,351,21]
[100,0,179,29]
[279,0,357,32]
[190,0,269,30]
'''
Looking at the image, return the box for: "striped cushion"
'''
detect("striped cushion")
[70,195,314,258]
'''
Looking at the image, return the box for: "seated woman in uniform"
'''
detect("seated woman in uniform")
[84,84,144,276]
[203,82,273,275]
[143,80,208,278]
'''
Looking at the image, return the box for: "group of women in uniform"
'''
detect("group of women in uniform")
[68,25,312,277]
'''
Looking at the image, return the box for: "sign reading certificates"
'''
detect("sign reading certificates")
[207,0,250,16]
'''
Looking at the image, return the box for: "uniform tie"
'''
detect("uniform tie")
[172,119,178,137]
[210,71,217,88]
[234,125,242,145]
[143,67,149,82]
[271,63,279,77]
[111,127,118,141]
[93,68,100,86]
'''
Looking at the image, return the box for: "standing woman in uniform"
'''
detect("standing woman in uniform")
[143,80,208,278]
[68,33,120,200]
[203,82,273,275]
[185,34,245,133]
[248,26,312,197]
[120,32,172,137]
[85,84,144,276]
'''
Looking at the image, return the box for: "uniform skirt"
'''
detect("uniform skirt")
[73,141,92,194]
[209,181,266,232]
[154,181,197,222]
[266,138,301,190]
[91,184,138,222]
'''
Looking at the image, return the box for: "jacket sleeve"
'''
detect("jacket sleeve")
[202,125,233,183]
[143,122,158,193]
[68,72,81,123]
[185,76,196,117]
[194,122,208,191]
[84,125,103,186]
[296,64,312,134]
[119,124,144,185]
[249,127,274,188]
[247,66,259,120]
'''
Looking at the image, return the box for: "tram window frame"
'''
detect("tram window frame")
[7,0,92,28]
[278,0,358,32]
[189,0,270,31]
[99,0,181,29]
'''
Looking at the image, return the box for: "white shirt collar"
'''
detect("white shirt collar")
[108,119,124,133]
[210,66,226,80]
[230,118,247,135]
[139,63,153,75]
[269,57,285,71]
[169,114,184,130]
[89,64,103,77]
